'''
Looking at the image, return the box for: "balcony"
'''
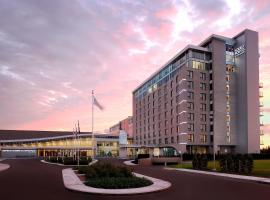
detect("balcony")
[260,130,264,136]
[259,101,264,107]
[260,111,264,117]
[260,122,264,126]
[259,82,263,88]
[259,91,264,98]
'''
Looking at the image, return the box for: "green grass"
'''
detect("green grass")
[252,160,270,178]
[170,160,270,178]
[170,162,192,169]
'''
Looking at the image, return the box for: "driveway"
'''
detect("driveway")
[0,158,269,200]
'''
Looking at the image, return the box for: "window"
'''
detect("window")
[187,81,194,89]
[164,103,167,109]
[200,124,207,132]
[187,91,194,99]
[187,102,194,110]
[200,72,206,80]
[187,70,193,79]
[191,61,206,70]
[210,125,214,132]
[200,103,206,111]
[188,123,194,131]
[200,134,207,143]
[177,125,180,133]
[165,120,168,127]
[177,115,181,123]
[153,139,156,145]
[200,114,206,122]
[188,134,194,142]
[192,51,204,60]
[171,137,174,143]
[165,138,168,144]
[200,93,206,101]
[188,113,194,121]
[200,83,206,90]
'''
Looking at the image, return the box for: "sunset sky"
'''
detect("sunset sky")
[0,0,269,147]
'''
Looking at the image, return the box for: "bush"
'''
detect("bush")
[218,154,253,175]
[45,157,58,163]
[85,177,152,189]
[85,163,133,179]
[63,157,77,165]
[245,154,254,174]
[57,157,63,164]
[79,157,92,165]
[137,154,150,159]
[80,163,151,189]
[192,154,208,170]
[251,153,270,160]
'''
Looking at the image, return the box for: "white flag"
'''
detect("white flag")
[93,96,104,110]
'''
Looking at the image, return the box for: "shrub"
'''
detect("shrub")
[79,157,91,165]
[63,157,77,165]
[85,177,152,189]
[218,154,254,175]
[57,157,63,164]
[84,163,133,179]
[244,154,253,175]
[192,154,208,170]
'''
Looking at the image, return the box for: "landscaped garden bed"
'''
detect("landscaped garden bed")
[170,154,270,178]
[73,163,153,189]
[44,156,92,165]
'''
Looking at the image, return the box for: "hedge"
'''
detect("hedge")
[45,156,92,165]
[219,154,253,174]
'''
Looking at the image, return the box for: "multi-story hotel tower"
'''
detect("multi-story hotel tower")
[133,29,261,154]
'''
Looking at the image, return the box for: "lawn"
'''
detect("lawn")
[170,160,270,178]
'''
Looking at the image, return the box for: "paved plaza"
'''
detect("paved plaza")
[0,158,269,200]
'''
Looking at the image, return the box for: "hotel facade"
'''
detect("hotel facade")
[133,29,262,154]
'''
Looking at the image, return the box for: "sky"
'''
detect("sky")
[0,0,269,147]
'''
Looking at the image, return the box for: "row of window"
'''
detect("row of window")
[135,133,208,145]
[188,123,207,132]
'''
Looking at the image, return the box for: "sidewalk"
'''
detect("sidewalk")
[165,167,270,184]
[0,163,10,172]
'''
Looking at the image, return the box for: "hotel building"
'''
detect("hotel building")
[133,29,261,154]
[109,116,133,137]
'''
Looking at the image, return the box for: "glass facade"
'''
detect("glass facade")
[134,49,211,100]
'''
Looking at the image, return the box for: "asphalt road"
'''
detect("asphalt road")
[0,158,269,200]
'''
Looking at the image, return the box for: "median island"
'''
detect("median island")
[62,161,171,194]
[74,163,152,189]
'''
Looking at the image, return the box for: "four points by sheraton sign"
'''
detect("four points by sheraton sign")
[235,44,246,57]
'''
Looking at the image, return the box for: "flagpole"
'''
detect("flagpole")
[92,90,95,158]
[77,120,80,166]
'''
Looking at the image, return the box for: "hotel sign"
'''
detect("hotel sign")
[234,44,245,57]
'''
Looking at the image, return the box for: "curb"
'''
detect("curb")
[62,168,171,195]
[41,159,98,167]
[165,167,270,184]
[0,163,10,172]
[123,160,137,166]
